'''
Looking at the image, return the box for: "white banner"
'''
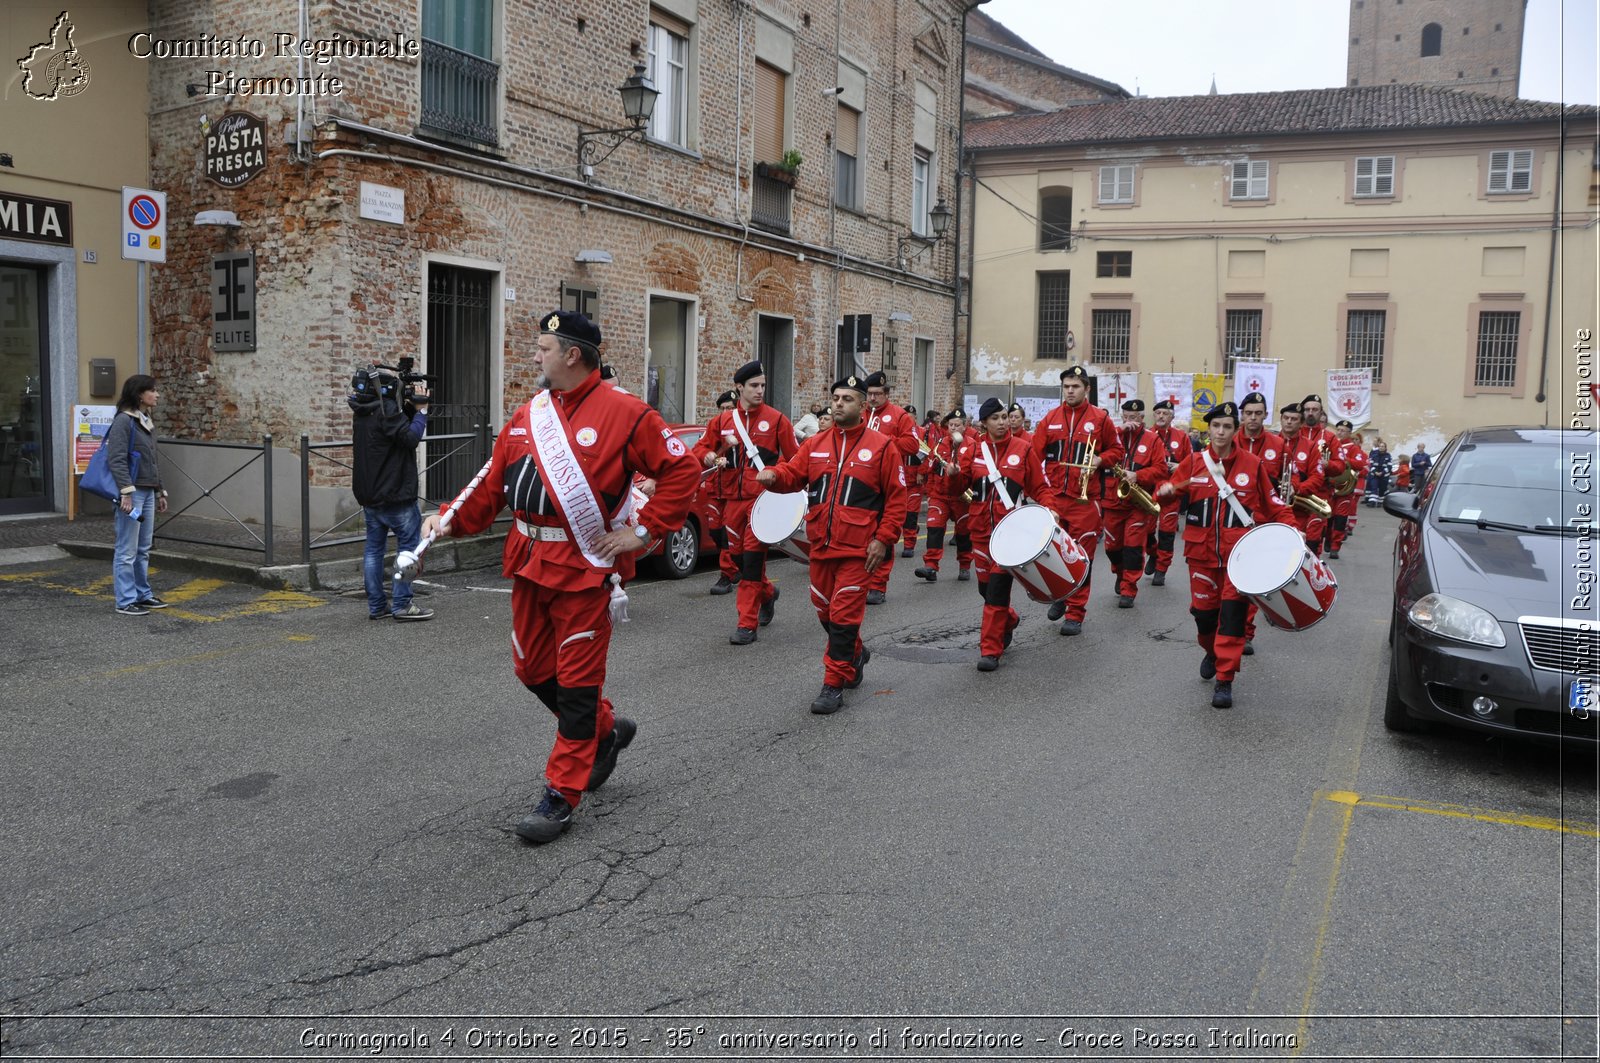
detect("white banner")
[1151,373,1194,427]
[1232,361,1279,426]
[1326,368,1373,426]
[1094,371,1139,416]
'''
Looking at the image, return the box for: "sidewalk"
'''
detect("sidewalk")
[0,509,505,591]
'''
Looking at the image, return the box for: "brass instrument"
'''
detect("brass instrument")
[1074,437,1098,501]
[1112,464,1161,516]
[922,437,975,502]
[1279,452,1333,519]
[1324,441,1358,496]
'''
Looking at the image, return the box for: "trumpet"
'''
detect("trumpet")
[1112,464,1161,516]
[1073,437,1098,501]
[920,437,975,501]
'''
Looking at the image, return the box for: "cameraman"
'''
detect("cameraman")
[349,369,434,621]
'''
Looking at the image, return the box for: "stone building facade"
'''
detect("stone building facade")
[1346,0,1526,97]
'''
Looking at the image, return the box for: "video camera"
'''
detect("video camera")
[350,356,436,409]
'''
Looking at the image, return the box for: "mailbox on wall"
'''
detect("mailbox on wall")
[89,359,116,398]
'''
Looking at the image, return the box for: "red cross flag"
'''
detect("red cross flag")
[1152,372,1194,425]
[1230,360,1278,425]
[1095,372,1139,416]
[1325,368,1373,425]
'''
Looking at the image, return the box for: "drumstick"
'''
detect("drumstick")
[394,455,495,581]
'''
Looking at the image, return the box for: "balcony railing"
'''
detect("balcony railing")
[420,39,499,146]
[751,164,793,235]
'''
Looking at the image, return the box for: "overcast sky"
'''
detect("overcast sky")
[978,0,1598,105]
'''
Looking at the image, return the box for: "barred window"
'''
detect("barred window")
[1091,309,1132,367]
[1037,273,1072,360]
[1474,311,1520,387]
[1345,309,1386,384]
[1224,309,1262,375]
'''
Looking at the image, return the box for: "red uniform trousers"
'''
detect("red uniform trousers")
[1101,503,1152,600]
[1188,564,1248,682]
[705,497,739,582]
[1330,492,1359,551]
[808,557,870,688]
[1291,507,1328,557]
[1151,497,1181,574]
[724,496,778,627]
[510,577,618,808]
[921,493,973,570]
[970,529,1021,659]
[1056,497,1104,623]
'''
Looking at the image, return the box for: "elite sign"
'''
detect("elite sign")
[121,186,166,263]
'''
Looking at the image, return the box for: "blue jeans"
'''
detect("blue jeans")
[364,502,421,616]
[113,488,156,608]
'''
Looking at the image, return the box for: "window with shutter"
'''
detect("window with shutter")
[1355,155,1396,197]
[1488,148,1533,193]
[754,60,785,165]
[1098,164,1134,204]
[835,104,861,210]
[1230,159,1268,200]
[647,11,691,147]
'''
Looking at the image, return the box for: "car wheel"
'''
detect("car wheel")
[1383,637,1425,733]
[652,519,700,579]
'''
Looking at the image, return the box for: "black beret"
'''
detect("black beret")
[1302,393,1325,406]
[863,370,888,389]
[1240,391,1267,407]
[539,311,602,348]
[1060,365,1090,383]
[1153,400,1175,411]
[599,363,616,380]
[1007,402,1025,414]
[1121,399,1145,412]
[733,359,765,385]
[1205,401,1239,424]
[1335,418,1354,429]
[715,390,737,407]
[831,374,868,396]
[978,397,1006,421]
[1281,402,1302,415]
[905,404,917,416]
[942,410,963,424]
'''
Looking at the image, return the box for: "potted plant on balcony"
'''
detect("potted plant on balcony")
[757,149,802,187]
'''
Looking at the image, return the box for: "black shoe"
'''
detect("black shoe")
[115,604,150,617]
[900,546,914,558]
[368,610,391,620]
[515,787,573,844]
[709,575,736,596]
[758,586,779,627]
[866,590,886,605]
[914,567,938,582]
[1047,599,1067,622]
[1151,571,1166,587]
[976,655,1000,672]
[1117,595,1135,609]
[587,717,636,792]
[1243,640,1255,656]
[136,597,170,610]
[1145,554,1158,575]
[393,604,434,621]
[730,627,758,645]
[957,566,972,582]
[1328,549,1341,560]
[1212,681,1234,709]
[1200,654,1217,680]
[1058,618,1082,636]
[846,647,871,689]
[810,685,844,714]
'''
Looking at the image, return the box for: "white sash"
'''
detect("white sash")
[1201,449,1255,529]
[979,439,1017,512]
[730,405,766,471]
[525,391,632,571]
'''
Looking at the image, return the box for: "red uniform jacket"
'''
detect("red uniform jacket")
[1102,425,1167,509]
[1030,401,1125,502]
[1151,423,1195,474]
[867,401,920,467]
[1236,428,1286,484]
[926,432,964,502]
[762,422,909,560]
[953,431,1061,538]
[693,402,798,501]
[1280,430,1330,500]
[447,369,700,591]
[1162,446,1295,566]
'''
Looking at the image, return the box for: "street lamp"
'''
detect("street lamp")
[576,64,660,176]
[897,198,953,269]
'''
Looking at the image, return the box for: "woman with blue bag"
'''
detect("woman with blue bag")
[107,375,168,616]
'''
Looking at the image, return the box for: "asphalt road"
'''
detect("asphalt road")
[1,511,1594,1061]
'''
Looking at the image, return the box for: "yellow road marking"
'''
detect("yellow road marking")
[159,577,228,603]
[0,570,324,620]
[1333,789,1600,837]
[56,633,317,683]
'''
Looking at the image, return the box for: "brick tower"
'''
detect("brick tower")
[1347,0,1527,97]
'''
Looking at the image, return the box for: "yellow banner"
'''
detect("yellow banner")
[1190,374,1226,430]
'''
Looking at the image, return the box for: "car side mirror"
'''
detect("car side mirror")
[1383,490,1421,524]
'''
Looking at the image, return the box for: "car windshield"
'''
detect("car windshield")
[1433,439,1597,532]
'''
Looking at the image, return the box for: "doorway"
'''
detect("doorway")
[0,264,51,514]
[912,337,933,416]
[756,314,794,419]
[425,263,494,503]
[647,296,692,424]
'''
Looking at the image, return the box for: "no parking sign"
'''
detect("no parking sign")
[121,187,166,263]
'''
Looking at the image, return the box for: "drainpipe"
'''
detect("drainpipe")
[1532,116,1567,413]
[950,0,986,391]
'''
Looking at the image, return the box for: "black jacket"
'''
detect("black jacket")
[350,396,426,506]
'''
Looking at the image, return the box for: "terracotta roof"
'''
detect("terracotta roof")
[965,85,1597,151]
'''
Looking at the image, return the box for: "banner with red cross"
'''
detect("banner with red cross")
[1151,373,1193,426]
[1326,368,1373,425]
[1230,361,1279,426]
[1093,371,1140,417]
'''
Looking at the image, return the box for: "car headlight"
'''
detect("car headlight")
[1407,592,1507,647]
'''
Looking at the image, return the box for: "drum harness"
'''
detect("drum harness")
[978,439,1020,514]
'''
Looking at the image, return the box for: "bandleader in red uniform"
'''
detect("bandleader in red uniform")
[1100,399,1166,607]
[952,397,1064,671]
[1155,401,1295,709]
[704,390,741,595]
[1299,393,1349,556]
[1145,399,1193,586]
[425,311,699,844]
[757,375,908,715]
[862,371,920,604]
[1030,365,1124,636]
[914,410,974,582]
[692,360,797,644]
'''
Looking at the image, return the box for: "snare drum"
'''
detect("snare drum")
[750,490,810,562]
[989,504,1089,604]
[1226,522,1338,631]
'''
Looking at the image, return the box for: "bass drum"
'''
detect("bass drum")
[750,490,810,563]
[988,504,1089,604]
[1226,522,1338,631]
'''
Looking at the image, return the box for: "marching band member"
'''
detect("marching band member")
[422,311,699,844]
[1300,394,1348,556]
[1145,399,1193,587]
[863,371,920,605]
[1007,403,1032,445]
[1100,399,1165,608]
[915,410,974,582]
[1277,402,1331,558]
[900,404,925,558]
[756,375,908,715]
[952,397,1062,671]
[693,361,797,644]
[1328,418,1369,558]
[1030,366,1124,636]
[1155,401,1295,709]
[1234,391,1286,657]
[705,390,741,596]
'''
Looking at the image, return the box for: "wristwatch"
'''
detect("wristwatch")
[633,523,651,543]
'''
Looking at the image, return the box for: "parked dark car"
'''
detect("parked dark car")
[1384,426,1599,743]
[640,425,719,578]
